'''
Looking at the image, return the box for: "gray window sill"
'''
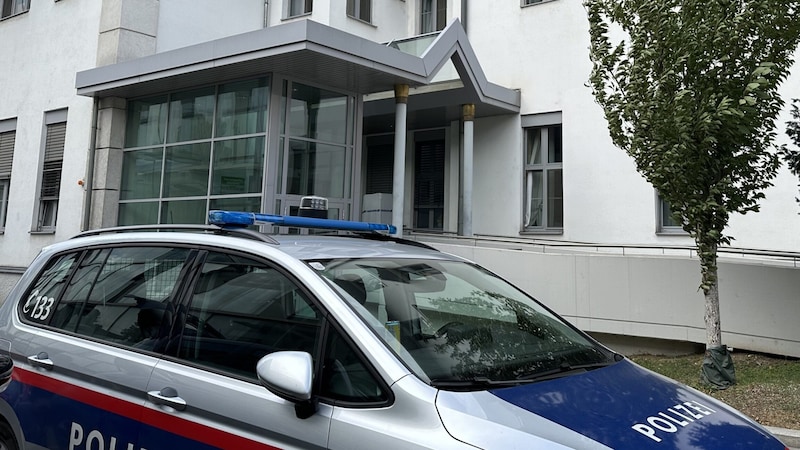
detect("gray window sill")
[656,228,689,236]
[520,228,564,236]
[30,230,56,235]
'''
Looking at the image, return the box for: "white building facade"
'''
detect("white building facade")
[1,0,799,356]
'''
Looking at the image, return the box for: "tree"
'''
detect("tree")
[585,0,800,387]
[784,99,800,197]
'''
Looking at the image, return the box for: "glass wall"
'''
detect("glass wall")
[274,81,355,220]
[120,77,357,226]
[120,78,269,225]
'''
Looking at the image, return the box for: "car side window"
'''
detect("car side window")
[48,246,191,350]
[179,251,322,378]
[321,327,389,405]
[20,252,80,324]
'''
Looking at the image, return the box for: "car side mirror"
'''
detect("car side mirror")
[256,351,317,419]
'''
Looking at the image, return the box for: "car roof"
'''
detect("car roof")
[270,234,458,261]
[53,227,459,263]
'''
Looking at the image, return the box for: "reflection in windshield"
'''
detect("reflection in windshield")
[313,258,616,390]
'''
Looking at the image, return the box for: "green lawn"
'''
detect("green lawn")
[629,352,800,429]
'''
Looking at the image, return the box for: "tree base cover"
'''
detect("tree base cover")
[702,345,736,390]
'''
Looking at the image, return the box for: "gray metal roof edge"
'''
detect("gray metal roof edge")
[76,19,430,95]
[303,20,427,78]
[76,20,311,91]
[421,19,520,111]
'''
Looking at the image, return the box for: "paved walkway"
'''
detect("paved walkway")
[768,426,800,448]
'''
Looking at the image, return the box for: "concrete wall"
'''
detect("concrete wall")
[426,239,800,358]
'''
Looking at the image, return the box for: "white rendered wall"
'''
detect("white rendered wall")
[0,0,102,267]
[324,0,409,43]
[463,0,800,252]
[157,0,266,52]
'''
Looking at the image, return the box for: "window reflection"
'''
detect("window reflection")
[287,140,348,198]
[211,137,264,195]
[167,88,215,143]
[216,79,269,137]
[163,143,211,198]
[120,78,269,225]
[288,83,349,145]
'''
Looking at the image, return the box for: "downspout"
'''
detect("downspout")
[264,0,270,27]
[461,0,467,33]
[81,96,99,232]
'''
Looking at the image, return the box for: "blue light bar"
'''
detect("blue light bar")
[208,210,397,234]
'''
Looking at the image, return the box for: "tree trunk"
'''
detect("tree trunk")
[698,241,735,388]
[703,265,722,348]
[698,242,723,348]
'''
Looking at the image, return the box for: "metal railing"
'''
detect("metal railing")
[407,231,800,268]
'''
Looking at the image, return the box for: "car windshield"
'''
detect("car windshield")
[312,257,616,389]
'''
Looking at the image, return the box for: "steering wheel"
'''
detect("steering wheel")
[436,321,465,338]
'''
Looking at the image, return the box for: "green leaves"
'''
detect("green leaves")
[584,0,800,299]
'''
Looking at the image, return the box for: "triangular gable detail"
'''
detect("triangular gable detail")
[421,19,519,111]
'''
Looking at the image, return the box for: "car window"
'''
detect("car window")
[178,251,322,378]
[321,326,389,405]
[20,252,80,324]
[315,258,615,387]
[47,246,192,350]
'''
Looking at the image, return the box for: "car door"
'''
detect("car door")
[139,250,331,449]
[17,245,195,450]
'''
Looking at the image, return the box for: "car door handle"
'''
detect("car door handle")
[28,352,54,370]
[147,386,187,411]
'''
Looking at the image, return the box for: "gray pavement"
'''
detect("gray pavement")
[767,426,800,448]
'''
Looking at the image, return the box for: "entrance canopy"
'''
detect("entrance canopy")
[75,19,519,123]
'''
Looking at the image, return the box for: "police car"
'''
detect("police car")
[0,210,789,450]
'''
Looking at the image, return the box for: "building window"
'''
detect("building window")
[523,124,563,231]
[657,193,686,234]
[1,0,29,19]
[274,80,355,220]
[420,0,446,33]
[0,120,16,232]
[120,77,270,226]
[37,111,67,232]
[413,134,445,230]
[287,0,312,18]
[522,0,556,6]
[347,0,371,23]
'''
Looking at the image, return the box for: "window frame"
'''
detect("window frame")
[0,119,16,233]
[346,0,372,23]
[521,0,558,7]
[0,179,8,232]
[119,78,270,226]
[522,114,563,234]
[35,110,68,233]
[419,0,446,33]
[0,0,30,20]
[172,247,392,407]
[656,192,688,235]
[317,318,393,407]
[177,249,325,379]
[19,245,198,352]
[272,79,356,223]
[285,0,312,18]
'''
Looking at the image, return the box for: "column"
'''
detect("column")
[462,103,475,236]
[89,97,127,229]
[392,84,409,237]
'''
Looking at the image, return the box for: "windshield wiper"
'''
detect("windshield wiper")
[430,377,534,391]
[516,360,617,382]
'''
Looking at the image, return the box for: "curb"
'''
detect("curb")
[767,426,800,448]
